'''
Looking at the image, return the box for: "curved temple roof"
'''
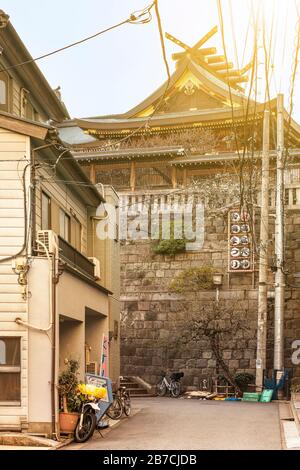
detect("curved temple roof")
[57,27,300,150]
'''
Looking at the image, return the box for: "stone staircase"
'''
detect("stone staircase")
[120,376,154,397]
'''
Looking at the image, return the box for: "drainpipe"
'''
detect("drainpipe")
[51,254,58,439]
[15,245,58,438]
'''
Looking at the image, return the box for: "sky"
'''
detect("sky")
[1,0,300,120]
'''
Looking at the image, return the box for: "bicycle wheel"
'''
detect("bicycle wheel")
[156,380,167,397]
[106,396,123,420]
[123,392,131,417]
[74,409,96,443]
[171,381,181,398]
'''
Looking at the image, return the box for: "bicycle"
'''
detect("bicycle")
[156,371,184,398]
[106,386,131,420]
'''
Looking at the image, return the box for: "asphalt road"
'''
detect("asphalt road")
[65,397,283,450]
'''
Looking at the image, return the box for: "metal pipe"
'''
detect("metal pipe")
[274,94,285,371]
[256,109,270,387]
[52,253,59,439]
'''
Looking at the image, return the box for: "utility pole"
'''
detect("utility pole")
[274,93,285,372]
[256,109,270,388]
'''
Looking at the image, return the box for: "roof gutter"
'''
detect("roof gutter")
[32,132,105,207]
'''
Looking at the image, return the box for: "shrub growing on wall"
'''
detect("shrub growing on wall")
[152,220,188,256]
[169,266,215,293]
[153,238,186,256]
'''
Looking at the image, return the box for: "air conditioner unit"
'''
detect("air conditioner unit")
[88,257,101,280]
[37,230,59,256]
[86,361,98,375]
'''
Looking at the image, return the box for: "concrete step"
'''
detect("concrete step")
[120,375,153,396]
[120,383,136,387]
[120,382,141,388]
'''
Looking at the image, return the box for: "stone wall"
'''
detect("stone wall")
[120,211,300,388]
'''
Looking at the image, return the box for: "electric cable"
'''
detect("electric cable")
[0,3,155,75]
[24,0,172,159]
[0,163,31,264]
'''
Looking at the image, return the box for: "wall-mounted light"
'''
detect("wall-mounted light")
[213,273,223,303]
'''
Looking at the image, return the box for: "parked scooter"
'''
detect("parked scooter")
[74,400,100,443]
[74,377,114,443]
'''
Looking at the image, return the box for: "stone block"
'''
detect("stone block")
[232,350,243,360]
[144,311,157,321]
[244,349,255,359]
[202,351,213,359]
[156,270,165,278]
[196,359,208,368]
[207,359,216,367]
[157,313,167,321]
[229,359,239,369]
[219,290,245,300]
[222,350,232,360]
[239,359,250,369]
[152,357,163,366]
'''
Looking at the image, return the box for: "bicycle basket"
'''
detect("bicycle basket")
[170,372,184,381]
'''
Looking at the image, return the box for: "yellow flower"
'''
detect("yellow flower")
[77,383,107,399]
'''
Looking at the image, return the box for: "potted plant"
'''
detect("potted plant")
[58,359,81,433]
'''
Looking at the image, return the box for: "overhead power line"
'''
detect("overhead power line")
[0,2,155,74]
[39,0,172,160]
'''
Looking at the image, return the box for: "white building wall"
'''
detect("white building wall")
[27,258,52,429]
[0,128,30,429]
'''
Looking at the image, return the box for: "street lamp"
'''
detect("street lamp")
[213,273,223,303]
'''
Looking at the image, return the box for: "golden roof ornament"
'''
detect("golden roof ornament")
[165,26,252,91]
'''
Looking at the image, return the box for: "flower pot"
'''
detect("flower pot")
[59,412,79,433]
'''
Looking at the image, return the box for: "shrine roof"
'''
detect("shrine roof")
[57,27,300,148]
[74,146,186,162]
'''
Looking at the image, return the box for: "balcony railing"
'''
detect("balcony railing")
[267,185,300,209]
[58,236,95,279]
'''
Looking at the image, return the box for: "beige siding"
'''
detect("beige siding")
[35,165,88,254]
[0,128,29,426]
[12,80,21,116]
[87,186,120,380]
[10,78,44,123]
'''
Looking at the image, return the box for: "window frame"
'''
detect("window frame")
[41,190,51,231]
[0,72,10,112]
[0,337,21,407]
[59,209,71,243]
[71,214,82,252]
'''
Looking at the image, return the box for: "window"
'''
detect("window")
[0,337,21,405]
[71,215,82,251]
[41,192,51,230]
[0,72,9,112]
[0,80,6,105]
[59,209,71,242]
